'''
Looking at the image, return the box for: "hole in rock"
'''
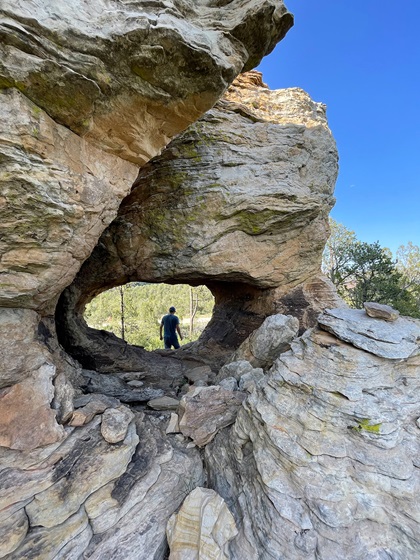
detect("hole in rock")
[84,282,215,351]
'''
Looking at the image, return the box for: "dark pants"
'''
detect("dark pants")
[164,336,180,349]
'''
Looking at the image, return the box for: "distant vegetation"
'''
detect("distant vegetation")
[84,283,215,350]
[322,219,420,318]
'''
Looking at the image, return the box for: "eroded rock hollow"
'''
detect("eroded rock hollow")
[1,2,419,559]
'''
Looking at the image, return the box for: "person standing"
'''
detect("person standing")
[160,306,183,349]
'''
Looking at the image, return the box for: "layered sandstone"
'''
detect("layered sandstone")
[205,310,420,559]
[57,71,339,372]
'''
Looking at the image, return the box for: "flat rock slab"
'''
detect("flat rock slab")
[148,397,180,411]
[319,308,420,360]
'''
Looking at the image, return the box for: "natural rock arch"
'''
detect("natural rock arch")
[55,73,340,383]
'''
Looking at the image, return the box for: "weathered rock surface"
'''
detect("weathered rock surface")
[232,313,299,369]
[205,312,420,559]
[1,412,203,559]
[148,396,180,411]
[69,394,118,427]
[319,307,420,360]
[101,405,135,444]
[179,386,246,447]
[364,301,400,321]
[0,1,292,164]
[167,487,238,560]
[57,73,338,371]
[0,89,138,312]
[81,369,165,402]
[0,362,65,451]
[0,504,29,558]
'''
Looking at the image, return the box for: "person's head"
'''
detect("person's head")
[169,306,176,314]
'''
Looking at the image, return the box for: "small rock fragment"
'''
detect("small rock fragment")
[147,396,180,411]
[184,365,212,384]
[364,302,400,322]
[166,413,180,434]
[167,487,238,559]
[100,405,135,444]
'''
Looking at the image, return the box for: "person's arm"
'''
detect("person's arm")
[176,324,183,340]
[160,322,163,340]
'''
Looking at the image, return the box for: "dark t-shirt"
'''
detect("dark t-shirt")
[161,314,179,338]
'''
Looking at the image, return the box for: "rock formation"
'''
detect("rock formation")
[56,70,339,375]
[205,309,420,559]
[2,1,418,558]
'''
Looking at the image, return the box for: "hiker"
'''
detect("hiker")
[160,306,183,349]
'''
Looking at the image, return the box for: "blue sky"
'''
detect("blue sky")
[257,0,419,255]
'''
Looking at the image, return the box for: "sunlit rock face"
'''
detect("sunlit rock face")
[0,0,292,164]
[205,310,420,559]
[68,71,337,290]
[57,71,339,368]
[0,1,291,312]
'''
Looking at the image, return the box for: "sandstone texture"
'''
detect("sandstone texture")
[179,386,246,447]
[3,1,415,558]
[167,487,238,560]
[319,307,420,360]
[0,0,292,164]
[0,89,138,313]
[232,313,299,369]
[364,301,400,321]
[57,71,338,371]
[205,311,420,559]
[0,413,203,559]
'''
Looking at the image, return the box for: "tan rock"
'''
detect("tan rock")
[0,506,29,558]
[58,76,338,371]
[0,308,50,389]
[179,386,246,447]
[167,487,238,560]
[185,366,212,384]
[1,2,292,164]
[148,396,180,411]
[166,413,180,435]
[205,320,420,559]
[232,313,299,369]
[7,506,92,560]
[25,421,138,528]
[364,301,400,321]
[0,89,137,312]
[0,363,65,451]
[101,405,135,444]
[69,397,115,427]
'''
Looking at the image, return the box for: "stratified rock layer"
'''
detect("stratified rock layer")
[167,487,238,560]
[205,311,420,559]
[57,72,338,370]
[0,0,292,164]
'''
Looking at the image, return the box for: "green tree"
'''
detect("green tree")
[322,219,420,317]
[322,218,357,290]
[395,242,420,316]
[341,241,403,308]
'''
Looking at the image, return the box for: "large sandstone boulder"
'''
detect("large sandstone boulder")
[0,2,292,312]
[0,0,292,164]
[56,72,339,370]
[205,310,420,559]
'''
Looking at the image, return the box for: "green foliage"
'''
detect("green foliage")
[84,283,214,351]
[323,218,420,317]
